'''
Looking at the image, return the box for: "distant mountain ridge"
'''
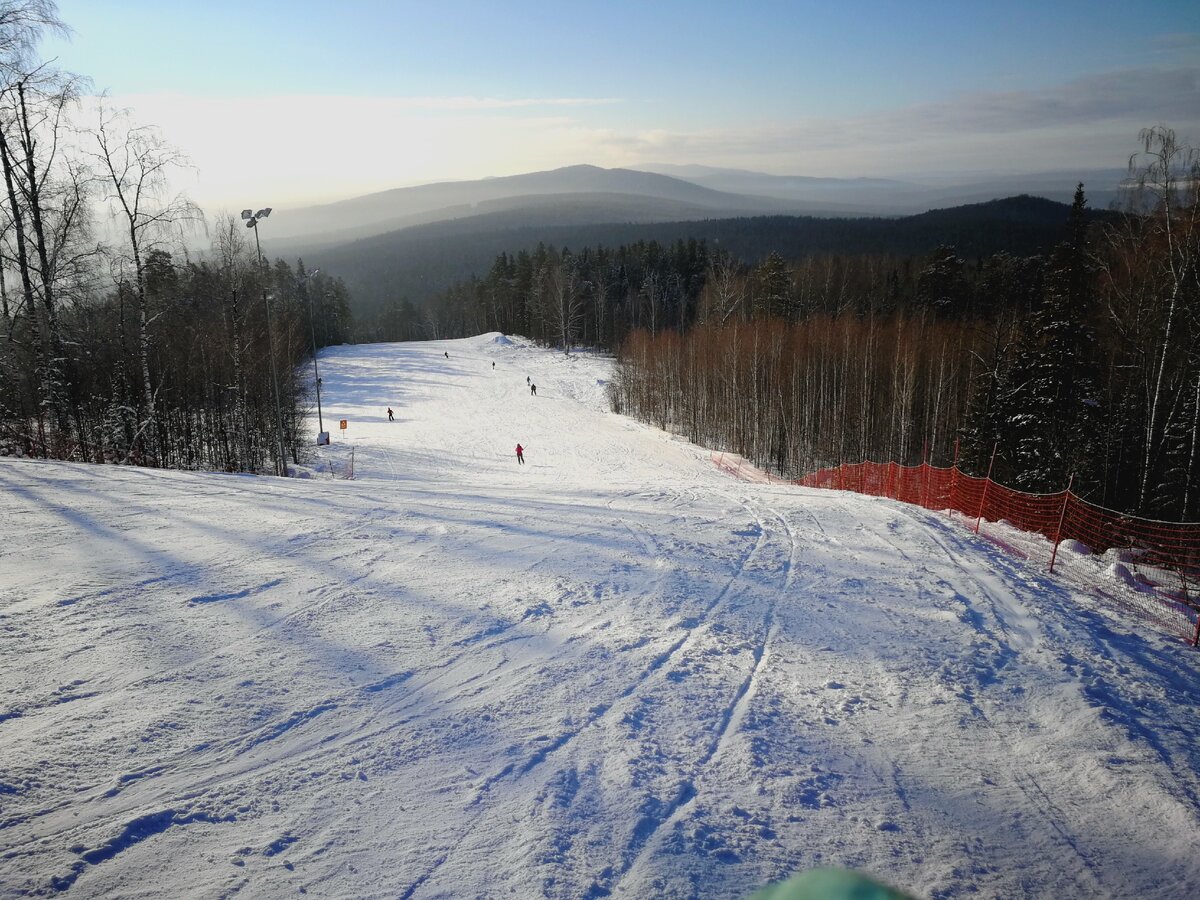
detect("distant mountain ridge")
[266,162,1127,256]
[304,194,1119,318]
[634,163,1126,214]
[267,165,821,246]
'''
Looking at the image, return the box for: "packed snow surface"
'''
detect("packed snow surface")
[3,334,1199,898]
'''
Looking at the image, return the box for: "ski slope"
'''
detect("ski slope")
[2,334,1199,898]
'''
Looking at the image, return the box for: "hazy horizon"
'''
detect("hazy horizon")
[43,0,1199,214]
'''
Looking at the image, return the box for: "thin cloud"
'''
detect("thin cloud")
[386,96,623,110]
[1149,32,1200,56]
[590,67,1200,174]
[906,67,1200,133]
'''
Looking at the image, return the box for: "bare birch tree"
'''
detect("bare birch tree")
[90,105,202,463]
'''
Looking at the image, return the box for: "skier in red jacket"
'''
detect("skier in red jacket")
[515,444,524,465]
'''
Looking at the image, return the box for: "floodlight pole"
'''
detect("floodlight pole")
[301,268,325,437]
[248,212,289,477]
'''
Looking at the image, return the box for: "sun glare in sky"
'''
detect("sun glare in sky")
[43,0,1200,211]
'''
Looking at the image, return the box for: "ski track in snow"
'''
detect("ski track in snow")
[399,490,772,899]
[604,496,796,897]
[2,334,1199,899]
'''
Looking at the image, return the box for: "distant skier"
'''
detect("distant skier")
[526,375,530,385]
[515,443,524,465]
[492,361,495,370]
[387,407,394,422]
[444,351,449,359]
[530,383,536,396]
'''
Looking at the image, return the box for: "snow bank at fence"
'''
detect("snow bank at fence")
[713,452,1200,646]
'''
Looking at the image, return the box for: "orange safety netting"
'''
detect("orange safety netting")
[713,452,1200,646]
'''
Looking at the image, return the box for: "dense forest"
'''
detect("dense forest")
[621,154,1200,521]
[345,194,1121,328]
[416,133,1199,520]
[0,2,353,475]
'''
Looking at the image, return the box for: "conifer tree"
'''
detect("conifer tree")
[1004,184,1099,491]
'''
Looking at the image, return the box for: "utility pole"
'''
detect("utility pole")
[301,268,328,445]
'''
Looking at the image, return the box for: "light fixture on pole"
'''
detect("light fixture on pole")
[300,267,329,446]
[242,207,289,477]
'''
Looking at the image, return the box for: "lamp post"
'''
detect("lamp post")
[300,267,328,445]
[242,207,289,477]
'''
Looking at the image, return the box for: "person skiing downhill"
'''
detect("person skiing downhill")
[387,407,394,421]
[530,383,537,396]
[515,444,524,464]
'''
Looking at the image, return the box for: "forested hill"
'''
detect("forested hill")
[308,194,1119,316]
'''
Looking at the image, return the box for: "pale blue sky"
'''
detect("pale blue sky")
[43,1,1200,208]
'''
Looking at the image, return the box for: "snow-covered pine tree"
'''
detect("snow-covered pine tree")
[1003,184,1101,492]
[959,253,1044,476]
[915,245,970,317]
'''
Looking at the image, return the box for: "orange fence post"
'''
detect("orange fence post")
[1048,474,1074,573]
[1188,575,1199,648]
[974,443,998,534]
[1177,568,1200,647]
[949,438,960,519]
[919,443,929,510]
[920,440,928,508]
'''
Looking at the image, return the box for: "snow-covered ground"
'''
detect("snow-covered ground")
[3,333,1199,898]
